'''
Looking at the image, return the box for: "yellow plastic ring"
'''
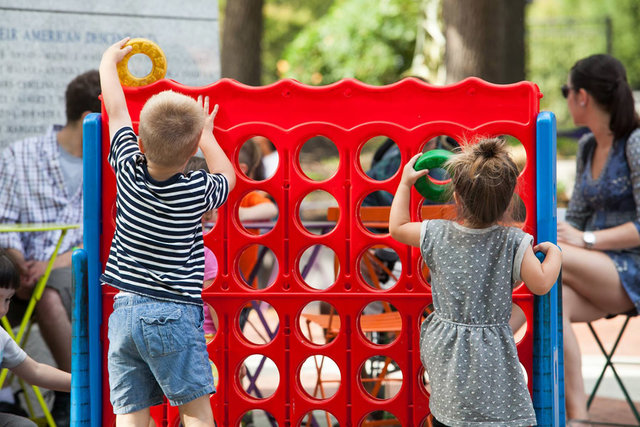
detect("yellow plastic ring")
[117,38,167,87]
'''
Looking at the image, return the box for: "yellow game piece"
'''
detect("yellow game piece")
[117,38,167,87]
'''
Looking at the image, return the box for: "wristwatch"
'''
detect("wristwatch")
[583,231,596,249]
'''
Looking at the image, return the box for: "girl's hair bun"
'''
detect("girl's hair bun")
[475,138,503,159]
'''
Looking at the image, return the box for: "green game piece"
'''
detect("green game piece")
[413,149,454,202]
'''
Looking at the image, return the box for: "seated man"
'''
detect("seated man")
[0,70,101,426]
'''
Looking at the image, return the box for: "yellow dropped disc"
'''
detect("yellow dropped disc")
[117,38,167,87]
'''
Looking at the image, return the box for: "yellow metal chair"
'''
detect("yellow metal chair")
[0,223,79,427]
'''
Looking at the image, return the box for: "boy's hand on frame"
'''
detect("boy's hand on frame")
[198,95,218,136]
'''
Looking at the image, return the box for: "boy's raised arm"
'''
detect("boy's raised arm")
[99,37,133,141]
[198,96,236,191]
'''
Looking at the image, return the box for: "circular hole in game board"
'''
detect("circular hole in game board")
[510,303,528,344]
[503,135,527,174]
[237,300,279,345]
[299,245,339,290]
[520,362,529,385]
[203,303,218,343]
[359,136,399,181]
[359,301,401,346]
[509,192,527,224]
[299,355,341,399]
[238,136,278,181]
[299,135,339,181]
[419,303,434,327]
[358,246,402,291]
[127,53,153,78]
[209,358,219,389]
[359,411,400,426]
[359,355,403,400]
[237,190,278,235]
[418,258,431,288]
[359,192,393,233]
[299,301,340,345]
[238,354,279,399]
[202,248,218,290]
[299,410,338,427]
[299,190,339,235]
[237,244,279,290]
[419,365,432,396]
[239,409,279,426]
[420,134,460,154]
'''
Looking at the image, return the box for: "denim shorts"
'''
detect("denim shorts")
[107,293,215,414]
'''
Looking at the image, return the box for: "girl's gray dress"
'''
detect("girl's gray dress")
[420,220,537,427]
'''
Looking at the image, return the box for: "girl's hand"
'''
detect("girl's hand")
[557,221,583,247]
[400,153,430,186]
[533,241,559,255]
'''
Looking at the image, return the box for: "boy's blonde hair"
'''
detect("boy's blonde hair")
[138,90,204,167]
[446,137,519,228]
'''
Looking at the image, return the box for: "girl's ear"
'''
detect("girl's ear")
[239,162,249,174]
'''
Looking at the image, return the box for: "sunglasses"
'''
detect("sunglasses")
[561,84,572,99]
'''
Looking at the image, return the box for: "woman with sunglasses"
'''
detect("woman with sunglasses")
[559,54,640,423]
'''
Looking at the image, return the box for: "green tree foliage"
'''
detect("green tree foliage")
[279,0,420,85]
[527,0,640,131]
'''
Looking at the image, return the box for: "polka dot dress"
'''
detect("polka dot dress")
[419,220,537,426]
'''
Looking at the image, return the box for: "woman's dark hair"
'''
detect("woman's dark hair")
[446,137,519,228]
[0,250,21,290]
[570,54,639,139]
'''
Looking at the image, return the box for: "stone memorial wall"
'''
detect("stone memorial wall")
[0,1,220,149]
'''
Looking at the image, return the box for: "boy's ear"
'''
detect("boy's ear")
[138,139,145,154]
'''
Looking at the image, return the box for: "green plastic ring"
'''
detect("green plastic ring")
[413,149,454,203]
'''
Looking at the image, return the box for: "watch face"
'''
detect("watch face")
[584,232,596,246]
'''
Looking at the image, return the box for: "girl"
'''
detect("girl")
[389,138,562,426]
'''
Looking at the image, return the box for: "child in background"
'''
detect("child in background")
[184,156,220,339]
[389,138,562,426]
[99,38,235,426]
[0,250,71,427]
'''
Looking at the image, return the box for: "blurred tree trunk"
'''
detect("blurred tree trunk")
[221,0,264,85]
[443,0,525,84]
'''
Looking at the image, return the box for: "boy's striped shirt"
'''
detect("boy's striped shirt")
[100,126,228,305]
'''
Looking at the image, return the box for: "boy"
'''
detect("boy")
[0,250,71,427]
[99,38,236,426]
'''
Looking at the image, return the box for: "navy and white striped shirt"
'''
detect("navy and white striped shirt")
[100,127,229,305]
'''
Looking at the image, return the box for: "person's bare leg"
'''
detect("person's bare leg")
[563,286,604,420]
[36,288,71,372]
[116,408,151,427]
[559,244,634,420]
[560,244,634,313]
[179,395,214,426]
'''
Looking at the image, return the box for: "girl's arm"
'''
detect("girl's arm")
[389,153,429,248]
[11,355,71,392]
[520,241,562,295]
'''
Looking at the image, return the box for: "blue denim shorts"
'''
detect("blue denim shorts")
[107,293,215,414]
